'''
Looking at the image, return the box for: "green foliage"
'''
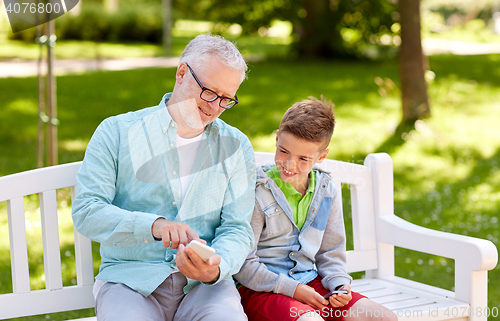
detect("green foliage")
[179,0,398,58]
[9,2,164,43]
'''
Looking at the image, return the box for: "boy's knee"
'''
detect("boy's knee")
[297,311,324,321]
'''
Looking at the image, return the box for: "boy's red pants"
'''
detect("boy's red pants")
[238,276,366,321]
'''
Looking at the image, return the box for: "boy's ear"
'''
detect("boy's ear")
[317,149,329,163]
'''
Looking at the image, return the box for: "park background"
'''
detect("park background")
[0,0,500,319]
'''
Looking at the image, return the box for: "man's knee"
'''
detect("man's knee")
[200,305,247,321]
[96,282,164,321]
[98,310,155,321]
[174,280,247,321]
[345,298,398,321]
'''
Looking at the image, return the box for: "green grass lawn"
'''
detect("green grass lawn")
[1,53,500,320]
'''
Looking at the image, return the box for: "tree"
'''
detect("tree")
[399,0,430,122]
[163,0,172,50]
[177,0,397,59]
[177,0,430,122]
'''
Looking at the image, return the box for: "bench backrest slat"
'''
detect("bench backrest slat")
[7,197,31,294]
[40,190,64,290]
[71,185,95,287]
[315,160,378,272]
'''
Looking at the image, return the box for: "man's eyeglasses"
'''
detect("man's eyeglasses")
[186,63,239,109]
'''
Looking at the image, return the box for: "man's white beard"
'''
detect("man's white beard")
[177,98,206,129]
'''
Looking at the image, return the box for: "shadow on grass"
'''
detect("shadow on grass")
[375,121,416,155]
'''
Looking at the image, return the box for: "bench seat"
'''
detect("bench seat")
[352,278,469,320]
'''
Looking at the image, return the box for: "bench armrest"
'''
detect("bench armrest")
[377,214,498,272]
[377,214,498,307]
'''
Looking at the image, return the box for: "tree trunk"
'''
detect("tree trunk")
[37,24,45,168]
[162,0,172,50]
[45,18,58,166]
[399,0,430,122]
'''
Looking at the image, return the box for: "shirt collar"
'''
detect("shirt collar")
[265,165,316,198]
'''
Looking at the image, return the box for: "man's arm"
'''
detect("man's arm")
[233,203,300,298]
[208,137,256,283]
[72,118,199,247]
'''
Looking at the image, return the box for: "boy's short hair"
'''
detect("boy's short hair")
[279,96,335,149]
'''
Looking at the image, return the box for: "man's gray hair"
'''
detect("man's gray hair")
[180,34,248,83]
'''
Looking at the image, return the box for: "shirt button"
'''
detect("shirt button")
[171,123,175,127]
[172,201,176,206]
[170,143,174,148]
[275,208,278,212]
[290,271,294,275]
[163,127,167,133]
[290,253,294,256]
[144,239,149,244]
[173,171,177,175]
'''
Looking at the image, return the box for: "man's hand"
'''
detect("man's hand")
[176,244,221,283]
[152,218,203,249]
[328,284,352,308]
[293,284,329,310]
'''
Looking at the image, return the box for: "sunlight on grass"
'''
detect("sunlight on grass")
[424,19,500,44]
[60,139,89,152]
[6,98,38,114]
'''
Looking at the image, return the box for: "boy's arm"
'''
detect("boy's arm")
[233,202,300,298]
[315,187,353,291]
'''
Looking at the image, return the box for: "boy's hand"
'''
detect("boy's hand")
[293,284,329,310]
[328,284,352,308]
[176,244,221,283]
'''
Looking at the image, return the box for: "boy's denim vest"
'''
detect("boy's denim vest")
[255,164,342,285]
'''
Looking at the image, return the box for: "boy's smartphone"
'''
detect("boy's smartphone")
[324,290,348,299]
[186,240,215,262]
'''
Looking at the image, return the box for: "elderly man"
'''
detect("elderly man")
[72,34,255,321]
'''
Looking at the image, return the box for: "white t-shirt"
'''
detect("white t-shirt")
[175,132,203,207]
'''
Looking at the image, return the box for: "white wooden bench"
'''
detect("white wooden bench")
[0,152,497,320]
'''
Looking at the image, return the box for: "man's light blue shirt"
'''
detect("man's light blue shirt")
[72,93,256,296]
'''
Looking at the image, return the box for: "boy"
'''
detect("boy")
[234,97,397,321]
